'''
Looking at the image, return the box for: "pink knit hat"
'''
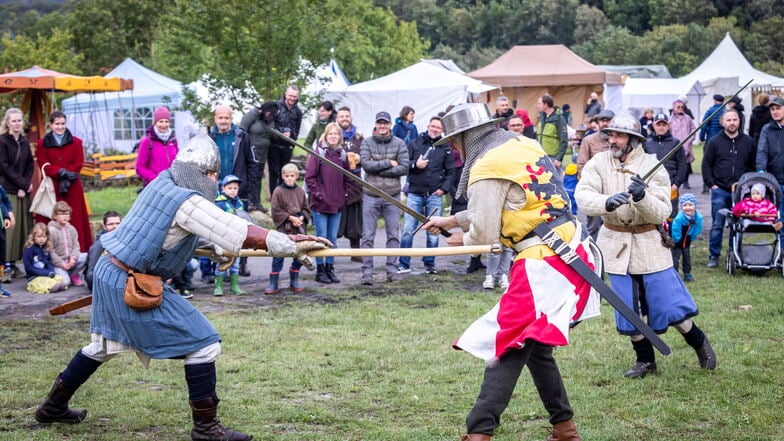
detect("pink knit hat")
[153,106,171,123]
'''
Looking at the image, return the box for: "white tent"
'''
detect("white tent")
[62,58,197,153]
[324,60,497,137]
[622,34,784,121]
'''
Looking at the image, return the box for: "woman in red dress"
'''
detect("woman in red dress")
[36,110,93,252]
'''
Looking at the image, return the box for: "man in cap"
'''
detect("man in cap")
[359,111,409,285]
[699,94,726,144]
[424,103,601,441]
[576,109,615,239]
[643,113,687,221]
[33,135,330,441]
[703,108,755,267]
[575,113,716,379]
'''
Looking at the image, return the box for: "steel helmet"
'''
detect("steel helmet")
[601,113,646,142]
[174,134,220,174]
[434,103,503,146]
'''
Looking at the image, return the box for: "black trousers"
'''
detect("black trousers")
[247,161,265,207]
[672,246,692,273]
[466,342,573,435]
[267,146,293,198]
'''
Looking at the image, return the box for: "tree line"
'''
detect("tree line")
[1,0,783,112]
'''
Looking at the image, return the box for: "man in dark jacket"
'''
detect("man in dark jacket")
[398,116,456,274]
[268,85,303,197]
[359,111,409,285]
[699,94,725,143]
[702,109,755,268]
[206,105,260,279]
[644,113,687,221]
[756,96,784,247]
[239,101,279,212]
[493,95,514,130]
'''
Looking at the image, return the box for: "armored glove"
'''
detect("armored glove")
[605,193,630,212]
[264,230,332,270]
[628,175,647,202]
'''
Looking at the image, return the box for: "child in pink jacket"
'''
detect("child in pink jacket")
[732,183,778,222]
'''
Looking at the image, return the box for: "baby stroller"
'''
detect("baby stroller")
[723,172,783,275]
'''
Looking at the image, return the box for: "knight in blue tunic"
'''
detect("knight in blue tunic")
[34,135,330,441]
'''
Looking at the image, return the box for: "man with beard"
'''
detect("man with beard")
[268,85,303,196]
[703,109,755,268]
[397,116,456,274]
[240,101,280,212]
[336,106,364,258]
[643,113,687,221]
[424,103,601,441]
[576,114,716,379]
[33,135,330,441]
[755,97,784,245]
[359,111,409,285]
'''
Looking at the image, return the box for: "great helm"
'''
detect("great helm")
[434,103,503,146]
[174,134,220,174]
[601,113,646,142]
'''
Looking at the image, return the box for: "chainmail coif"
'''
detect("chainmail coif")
[170,161,218,199]
[455,124,519,198]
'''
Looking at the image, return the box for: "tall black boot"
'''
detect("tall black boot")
[315,264,332,284]
[186,362,252,441]
[325,263,341,283]
[35,350,102,424]
[190,397,252,441]
[350,239,362,262]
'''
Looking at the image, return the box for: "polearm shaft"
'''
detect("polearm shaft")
[271,128,451,237]
[194,244,500,258]
[641,79,753,182]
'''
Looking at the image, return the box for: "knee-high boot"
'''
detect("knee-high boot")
[35,350,102,424]
[186,362,252,441]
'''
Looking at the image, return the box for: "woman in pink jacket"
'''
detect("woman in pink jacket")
[136,107,178,186]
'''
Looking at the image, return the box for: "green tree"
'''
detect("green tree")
[574,5,610,44]
[603,0,652,34]
[0,29,84,73]
[648,0,718,27]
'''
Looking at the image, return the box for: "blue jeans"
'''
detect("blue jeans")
[215,259,239,277]
[271,257,303,273]
[709,187,732,257]
[312,210,341,264]
[399,193,442,269]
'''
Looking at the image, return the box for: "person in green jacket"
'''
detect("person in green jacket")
[535,94,568,169]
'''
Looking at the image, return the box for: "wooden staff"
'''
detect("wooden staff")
[194,244,501,258]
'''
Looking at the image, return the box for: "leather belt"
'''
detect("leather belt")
[603,223,658,234]
[518,213,576,246]
[109,255,132,273]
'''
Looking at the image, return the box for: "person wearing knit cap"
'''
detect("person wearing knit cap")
[136,106,177,187]
[671,193,702,282]
[732,182,778,223]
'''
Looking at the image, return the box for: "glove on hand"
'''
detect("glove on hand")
[265,231,332,270]
[58,179,72,196]
[57,168,68,180]
[628,175,647,202]
[65,171,79,181]
[605,193,630,212]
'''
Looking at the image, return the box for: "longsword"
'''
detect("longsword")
[639,79,753,182]
[271,128,451,237]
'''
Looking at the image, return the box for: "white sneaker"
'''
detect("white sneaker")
[482,275,495,289]
[499,274,510,290]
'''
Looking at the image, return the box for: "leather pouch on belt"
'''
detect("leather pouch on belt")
[124,271,164,311]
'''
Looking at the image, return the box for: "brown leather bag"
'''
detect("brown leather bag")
[124,271,164,311]
[111,256,164,311]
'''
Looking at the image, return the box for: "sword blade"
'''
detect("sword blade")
[641,79,753,182]
[271,128,451,237]
[532,223,672,355]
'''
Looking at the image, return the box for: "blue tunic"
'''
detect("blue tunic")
[90,171,221,358]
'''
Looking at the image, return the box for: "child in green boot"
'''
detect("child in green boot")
[213,175,250,296]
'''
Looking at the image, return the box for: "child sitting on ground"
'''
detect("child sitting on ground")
[213,175,250,296]
[732,183,778,223]
[266,163,311,295]
[48,201,87,287]
[671,193,703,282]
[24,222,68,293]
[0,184,13,297]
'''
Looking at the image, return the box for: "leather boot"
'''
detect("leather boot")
[350,239,362,262]
[190,397,252,441]
[460,434,491,441]
[213,276,224,297]
[34,376,88,424]
[264,273,280,295]
[547,419,581,441]
[238,258,251,277]
[325,263,340,283]
[315,264,332,284]
[289,270,304,292]
[229,275,248,295]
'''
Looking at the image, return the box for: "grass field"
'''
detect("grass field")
[1,234,783,440]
